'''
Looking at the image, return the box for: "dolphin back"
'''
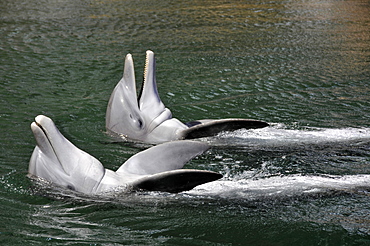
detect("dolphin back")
[116,140,210,175]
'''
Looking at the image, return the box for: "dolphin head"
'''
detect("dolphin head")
[29,115,221,194]
[29,115,106,193]
[106,50,188,143]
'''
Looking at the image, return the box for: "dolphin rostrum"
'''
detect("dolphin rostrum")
[29,115,222,194]
[106,50,269,144]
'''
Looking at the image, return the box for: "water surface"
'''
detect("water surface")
[1,0,370,245]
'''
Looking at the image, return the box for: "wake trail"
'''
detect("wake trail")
[186,174,370,200]
[209,124,370,147]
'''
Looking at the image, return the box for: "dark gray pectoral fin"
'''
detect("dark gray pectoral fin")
[131,170,222,193]
[183,119,269,139]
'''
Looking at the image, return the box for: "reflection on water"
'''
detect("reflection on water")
[1,0,370,244]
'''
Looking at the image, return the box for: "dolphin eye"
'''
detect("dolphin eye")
[129,114,144,129]
[67,185,75,191]
[138,119,143,128]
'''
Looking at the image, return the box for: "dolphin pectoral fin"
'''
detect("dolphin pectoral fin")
[116,140,210,175]
[130,169,222,193]
[182,119,269,139]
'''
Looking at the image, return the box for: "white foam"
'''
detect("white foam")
[214,125,370,146]
[186,174,370,199]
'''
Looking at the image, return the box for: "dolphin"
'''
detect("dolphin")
[29,115,222,194]
[106,50,269,144]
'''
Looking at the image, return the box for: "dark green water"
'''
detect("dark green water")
[1,0,370,245]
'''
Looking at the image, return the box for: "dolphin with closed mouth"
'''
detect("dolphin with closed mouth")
[106,50,269,144]
[29,115,222,194]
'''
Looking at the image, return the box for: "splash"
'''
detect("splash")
[186,174,370,201]
[209,124,370,147]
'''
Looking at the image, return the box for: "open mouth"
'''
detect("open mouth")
[34,121,47,136]
[33,116,52,142]
[31,116,61,164]
[138,50,153,107]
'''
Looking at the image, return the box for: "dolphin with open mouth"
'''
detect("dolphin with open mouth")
[106,50,269,144]
[29,115,222,194]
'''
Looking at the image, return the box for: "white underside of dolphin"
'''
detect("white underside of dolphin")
[29,115,222,194]
[106,50,269,144]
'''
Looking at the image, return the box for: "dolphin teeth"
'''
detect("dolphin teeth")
[143,51,150,84]
[106,50,269,143]
[140,51,149,90]
[140,50,151,103]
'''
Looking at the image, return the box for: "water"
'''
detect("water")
[1,0,370,244]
